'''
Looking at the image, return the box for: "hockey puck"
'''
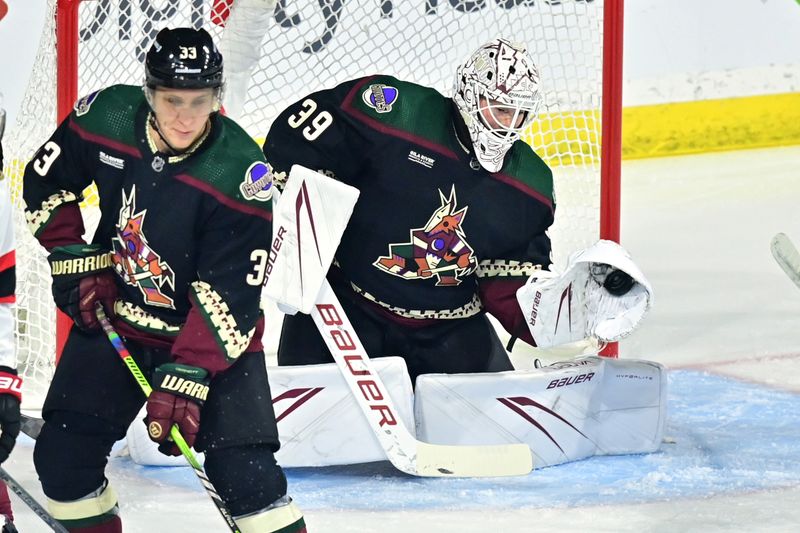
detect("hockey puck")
[604,270,635,296]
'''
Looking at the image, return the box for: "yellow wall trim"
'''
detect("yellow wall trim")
[622,92,800,159]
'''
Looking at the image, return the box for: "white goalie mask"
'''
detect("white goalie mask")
[453,38,541,173]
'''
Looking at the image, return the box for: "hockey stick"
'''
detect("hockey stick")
[20,412,44,440]
[771,233,800,289]
[0,467,68,532]
[94,304,241,533]
[311,278,534,477]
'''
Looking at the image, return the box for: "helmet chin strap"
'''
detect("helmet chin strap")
[148,113,181,155]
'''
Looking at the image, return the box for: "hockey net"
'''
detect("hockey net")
[2,0,621,408]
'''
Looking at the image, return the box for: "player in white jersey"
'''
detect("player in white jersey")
[0,100,22,533]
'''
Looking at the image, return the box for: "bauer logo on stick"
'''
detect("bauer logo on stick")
[239,161,273,201]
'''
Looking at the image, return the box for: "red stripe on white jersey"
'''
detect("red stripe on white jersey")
[0,250,14,273]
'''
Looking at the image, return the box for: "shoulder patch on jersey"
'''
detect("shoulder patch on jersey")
[74,90,102,116]
[239,161,273,202]
[345,76,457,155]
[69,85,145,152]
[361,84,399,113]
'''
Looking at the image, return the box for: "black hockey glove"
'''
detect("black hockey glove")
[146,363,210,456]
[48,244,118,331]
[0,368,21,464]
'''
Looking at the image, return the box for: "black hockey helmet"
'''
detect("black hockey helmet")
[145,27,223,90]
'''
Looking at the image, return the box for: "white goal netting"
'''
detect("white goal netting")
[2,0,612,408]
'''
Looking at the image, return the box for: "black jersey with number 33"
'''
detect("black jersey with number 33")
[23,85,273,374]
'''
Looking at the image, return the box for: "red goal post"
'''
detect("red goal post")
[5,0,622,407]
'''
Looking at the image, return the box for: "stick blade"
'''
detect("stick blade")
[413,442,533,478]
[771,233,800,289]
[20,413,44,440]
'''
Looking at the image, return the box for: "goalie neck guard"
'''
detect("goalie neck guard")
[453,38,541,173]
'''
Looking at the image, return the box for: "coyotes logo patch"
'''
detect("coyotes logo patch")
[111,186,176,308]
[374,186,477,286]
[362,84,399,113]
[239,161,273,202]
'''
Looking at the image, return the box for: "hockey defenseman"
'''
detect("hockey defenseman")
[0,101,21,533]
[23,28,304,532]
[265,38,566,379]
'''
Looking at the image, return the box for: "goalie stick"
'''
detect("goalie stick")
[0,467,68,532]
[311,278,534,477]
[771,233,800,289]
[94,304,241,533]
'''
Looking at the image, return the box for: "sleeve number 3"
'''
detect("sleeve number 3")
[32,141,62,177]
[287,99,333,141]
[247,249,269,286]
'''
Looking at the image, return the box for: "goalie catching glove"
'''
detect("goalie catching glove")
[146,363,210,456]
[48,244,117,331]
[516,240,654,348]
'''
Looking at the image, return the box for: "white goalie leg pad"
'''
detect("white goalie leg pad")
[271,356,415,467]
[126,405,205,466]
[235,496,305,533]
[516,240,654,347]
[126,358,413,468]
[415,356,666,468]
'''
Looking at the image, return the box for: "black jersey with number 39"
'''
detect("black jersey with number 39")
[264,75,555,345]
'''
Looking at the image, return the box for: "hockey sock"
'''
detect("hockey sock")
[47,481,121,533]
[234,496,306,533]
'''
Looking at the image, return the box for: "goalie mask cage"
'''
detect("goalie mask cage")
[3,0,622,408]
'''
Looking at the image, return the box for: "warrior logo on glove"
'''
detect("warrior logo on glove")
[147,421,163,439]
[374,186,477,287]
[111,186,176,308]
[146,363,210,455]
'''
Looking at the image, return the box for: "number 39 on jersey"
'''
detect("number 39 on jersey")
[287,99,333,141]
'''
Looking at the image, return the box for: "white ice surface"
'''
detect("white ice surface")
[6,146,800,532]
